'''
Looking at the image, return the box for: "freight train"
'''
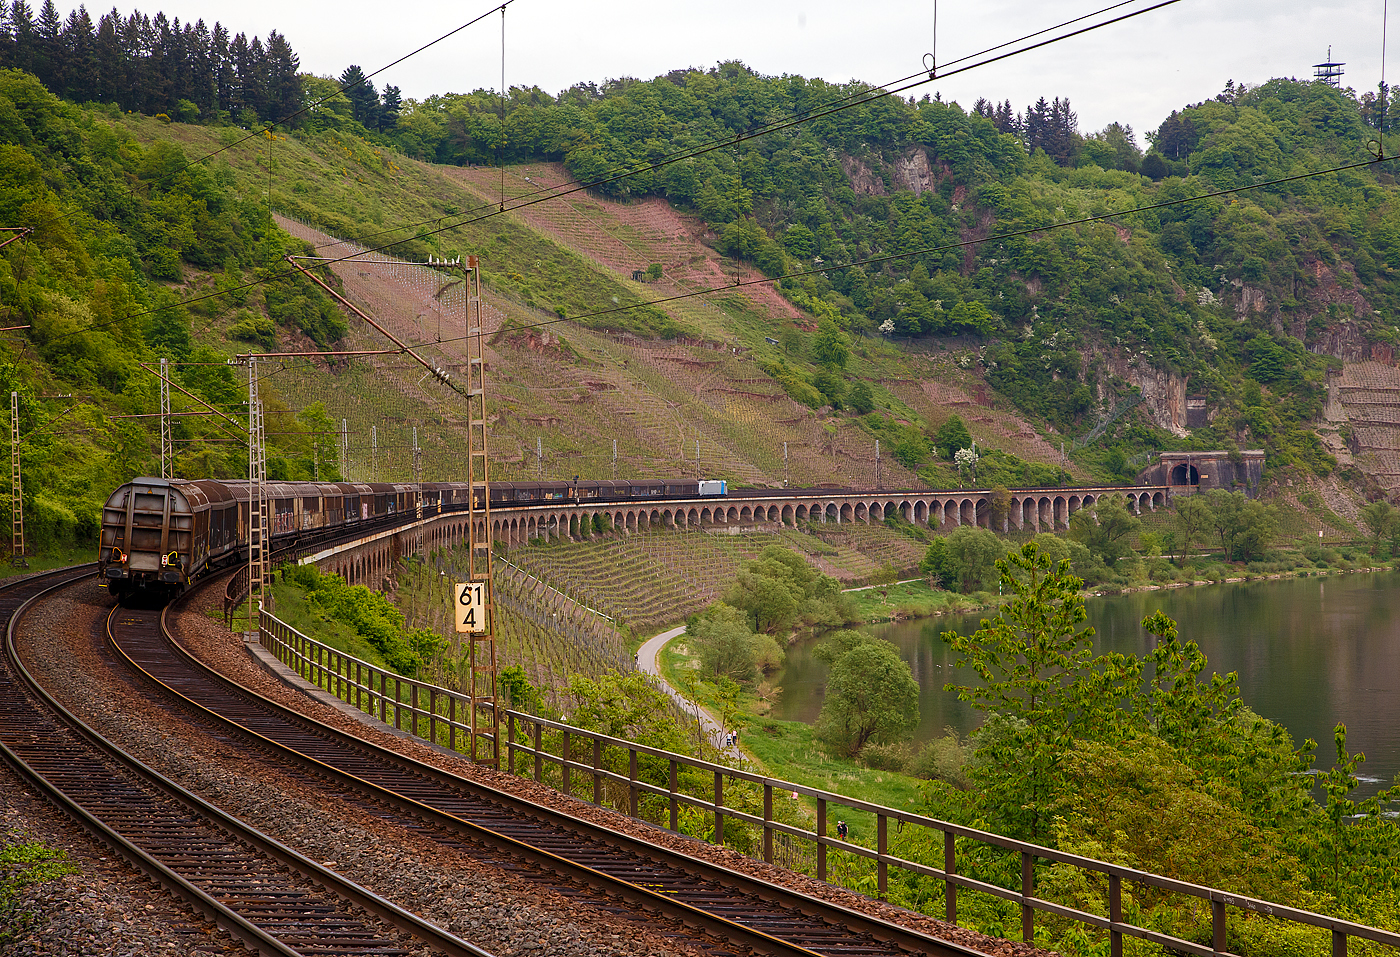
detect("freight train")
[97,475,728,603]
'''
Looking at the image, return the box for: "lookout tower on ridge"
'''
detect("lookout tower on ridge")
[1314,47,1344,87]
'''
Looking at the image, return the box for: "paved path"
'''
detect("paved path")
[636,625,741,755]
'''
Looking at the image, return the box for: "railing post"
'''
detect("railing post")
[507,712,516,774]
[533,720,543,782]
[817,798,827,882]
[592,737,602,805]
[449,694,458,753]
[763,783,773,864]
[878,814,888,898]
[1110,875,1123,957]
[628,749,639,818]
[714,770,724,846]
[669,760,678,832]
[1021,851,1034,944]
[563,730,572,795]
[1333,930,1347,957]
[1212,898,1226,954]
[429,688,438,745]
[944,829,957,924]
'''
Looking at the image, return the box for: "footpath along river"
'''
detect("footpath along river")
[773,570,1400,797]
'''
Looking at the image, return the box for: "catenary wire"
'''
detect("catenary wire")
[35,0,1183,342]
[404,154,1399,349]
[128,1,517,196]
[313,0,1178,255]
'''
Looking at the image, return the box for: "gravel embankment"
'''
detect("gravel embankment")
[7,578,1047,957]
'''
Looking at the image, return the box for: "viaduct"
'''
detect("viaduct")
[309,483,1174,589]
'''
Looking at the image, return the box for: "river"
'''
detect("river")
[772,571,1400,798]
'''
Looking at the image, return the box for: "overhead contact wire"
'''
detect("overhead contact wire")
[407,154,1398,347]
[40,0,1183,340]
[313,0,1177,255]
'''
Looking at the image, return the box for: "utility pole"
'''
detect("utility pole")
[612,439,617,480]
[695,439,700,480]
[159,357,172,480]
[456,256,498,767]
[341,418,348,480]
[371,425,378,482]
[536,436,543,479]
[783,441,789,488]
[247,358,268,617]
[875,439,881,490]
[10,391,22,565]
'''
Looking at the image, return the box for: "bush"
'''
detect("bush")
[910,729,972,788]
[861,741,912,772]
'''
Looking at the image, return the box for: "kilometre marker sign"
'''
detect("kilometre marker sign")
[454,581,486,634]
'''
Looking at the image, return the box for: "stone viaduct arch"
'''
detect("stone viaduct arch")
[300,485,1173,589]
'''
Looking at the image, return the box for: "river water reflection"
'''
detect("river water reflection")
[772,571,1400,797]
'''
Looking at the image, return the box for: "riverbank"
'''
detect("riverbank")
[848,552,1399,626]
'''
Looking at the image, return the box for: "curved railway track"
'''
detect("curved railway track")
[100,573,981,957]
[0,567,491,957]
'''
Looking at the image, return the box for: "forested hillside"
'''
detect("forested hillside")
[0,67,342,552]
[383,67,1400,489]
[8,8,1400,552]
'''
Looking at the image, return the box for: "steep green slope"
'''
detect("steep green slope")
[8,58,1399,558]
[0,68,354,553]
[382,68,1400,489]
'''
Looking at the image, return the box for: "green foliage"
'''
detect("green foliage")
[1203,489,1276,562]
[498,664,539,712]
[288,564,444,677]
[723,544,851,634]
[918,536,957,589]
[846,380,875,414]
[812,317,851,369]
[1,840,75,946]
[933,415,972,461]
[1173,494,1211,566]
[932,542,1400,928]
[1067,494,1140,568]
[1358,500,1398,557]
[686,601,784,685]
[942,543,1112,839]
[944,525,1008,593]
[567,670,695,752]
[0,69,354,552]
[813,631,920,756]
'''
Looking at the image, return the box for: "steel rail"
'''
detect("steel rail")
[0,567,494,957]
[109,573,981,957]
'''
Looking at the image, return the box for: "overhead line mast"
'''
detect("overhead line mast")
[458,256,499,767]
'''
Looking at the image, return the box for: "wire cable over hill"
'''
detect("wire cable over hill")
[404,153,1398,347]
[315,0,1184,257]
[29,0,1189,342]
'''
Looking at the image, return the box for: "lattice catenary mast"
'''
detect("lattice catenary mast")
[459,256,499,766]
[10,391,22,563]
[160,356,172,479]
[247,358,269,612]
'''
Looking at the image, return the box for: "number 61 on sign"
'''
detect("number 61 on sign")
[454,582,487,633]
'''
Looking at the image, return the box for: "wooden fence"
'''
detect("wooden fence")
[258,607,1400,957]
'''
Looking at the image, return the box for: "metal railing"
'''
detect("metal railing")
[258,608,1400,957]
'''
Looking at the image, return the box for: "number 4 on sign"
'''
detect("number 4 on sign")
[454,582,487,634]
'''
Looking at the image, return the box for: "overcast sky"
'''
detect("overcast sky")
[77,0,1394,141]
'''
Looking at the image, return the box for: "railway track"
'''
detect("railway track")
[0,567,492,957]
[100,575,982,957]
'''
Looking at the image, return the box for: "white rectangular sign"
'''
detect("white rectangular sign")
[454,581,487,634]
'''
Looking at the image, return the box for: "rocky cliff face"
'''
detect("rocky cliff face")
[839,147,945,198]
[1101,349,1190,436]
